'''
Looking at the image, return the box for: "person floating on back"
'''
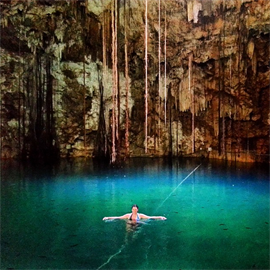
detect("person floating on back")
[102,204,167,221]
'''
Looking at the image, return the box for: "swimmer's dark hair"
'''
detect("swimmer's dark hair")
[132,204,139,209]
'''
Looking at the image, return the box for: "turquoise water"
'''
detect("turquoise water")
[1,158,269,269]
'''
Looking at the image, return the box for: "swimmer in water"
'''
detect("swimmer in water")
[102,204,167,221]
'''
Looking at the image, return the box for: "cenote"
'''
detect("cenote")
[1,158,269,269]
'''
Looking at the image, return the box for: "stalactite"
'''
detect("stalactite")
[178,82,181,111]
[1,0,268,162]
[144,0,148,154]
[1,16,8,28]
[187,0,202,23]
[168,85,172,157]
[188,53,194,153]
[35,56,43,158]
[236,11,242,159]
[92,3,109,161]
[27,51,45,160]
[46,57,55,160]
[36,54,42,141]
[26,76,31,157]
[111,0,119,163]
[18,38,21,157]
[83,57,86,157]
[22,55,26,159]
[222,108,225,156]
[222,113,225,155]
[95,68,109,162]
[176,120,179,156]
[25,39,58,161]
[31,54,38,156]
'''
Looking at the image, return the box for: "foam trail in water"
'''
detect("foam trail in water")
[96,244,125,270]
[96,163,201,269]
[155,163,201,213]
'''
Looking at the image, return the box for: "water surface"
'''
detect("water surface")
[1,158,269,269]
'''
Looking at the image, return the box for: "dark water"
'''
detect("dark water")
[1,158,269,269]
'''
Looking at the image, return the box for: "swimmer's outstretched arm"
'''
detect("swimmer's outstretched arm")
[103,214,130,220]
[139,214,167,220]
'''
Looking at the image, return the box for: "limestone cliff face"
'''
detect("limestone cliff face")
[0,0,269,163]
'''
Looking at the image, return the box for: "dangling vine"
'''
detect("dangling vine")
[124,0,130,158]
[144,0,148,154]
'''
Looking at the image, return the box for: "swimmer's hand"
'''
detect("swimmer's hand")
[103,217,109,220]
[160,216,167,220]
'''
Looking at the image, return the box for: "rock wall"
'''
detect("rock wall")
[0,0,269,163]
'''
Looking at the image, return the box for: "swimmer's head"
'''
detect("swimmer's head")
[131,204,139,211]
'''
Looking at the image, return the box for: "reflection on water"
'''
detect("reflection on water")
[125,220,143,243]
[126,220,144,231]
[1,158,269,270]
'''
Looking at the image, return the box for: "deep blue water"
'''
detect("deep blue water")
[1,158,269,269]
